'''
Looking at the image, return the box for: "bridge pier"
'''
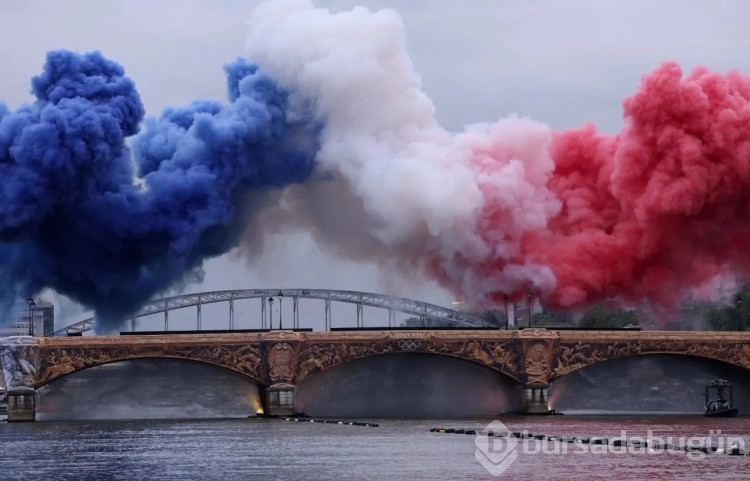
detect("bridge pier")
[6,387,36,422]
[262,383,297,417]
[522,383,551,415]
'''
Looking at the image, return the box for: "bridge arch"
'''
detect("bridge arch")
[295,351,523,417]
[299,350,524,384]
[294,339,525,385]
[551,343,750,382]
[549,352,750,413]
[35,345,266,389]
[51,288,493,336]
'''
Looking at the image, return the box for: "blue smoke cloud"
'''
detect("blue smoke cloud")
[0,50,318,331]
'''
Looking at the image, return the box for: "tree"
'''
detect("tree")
[532,310,574,328]
[401,309,505,328]
[704,307,735,331]
[578,304,638,329]
[479,309,503,328]
[701,288,750,331]
[400,316,453,328]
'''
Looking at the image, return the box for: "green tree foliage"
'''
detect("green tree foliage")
[480,309,503,327]
[702,288,750,331]
[532,310,574,328]
[400,309,506,328]
[577,304,638,329]
[400,316,453,328]
[400,290,750,331]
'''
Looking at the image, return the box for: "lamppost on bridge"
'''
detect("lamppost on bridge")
[526,288,532,328]
[278,290,284,330]
[26,296,36,337]
[504,294,509,330]
[736,295,743,331]
[268,297,274,330]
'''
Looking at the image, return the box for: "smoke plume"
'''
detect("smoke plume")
[240,0,750,313]
[0,50,317,329]
[241,0,560,307]
[533,63,750,309]
[3,0,750,329]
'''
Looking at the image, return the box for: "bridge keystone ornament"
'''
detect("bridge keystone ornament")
[519,329,558,385]
[267,342,297,383]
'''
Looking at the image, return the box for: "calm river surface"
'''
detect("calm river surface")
[1,416,749,480]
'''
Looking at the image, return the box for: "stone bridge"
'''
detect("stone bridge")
[2,329,750,420]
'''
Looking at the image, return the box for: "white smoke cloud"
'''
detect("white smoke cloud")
[242,0,560,304]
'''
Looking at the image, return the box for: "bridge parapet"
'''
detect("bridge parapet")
[554,330,750,341]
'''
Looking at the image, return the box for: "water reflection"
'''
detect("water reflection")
[1,416,749,480]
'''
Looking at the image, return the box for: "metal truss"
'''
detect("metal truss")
[50,288,493,336]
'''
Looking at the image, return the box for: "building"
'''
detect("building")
[0,299,55,337]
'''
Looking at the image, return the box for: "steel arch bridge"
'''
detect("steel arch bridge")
[50,288,493,336]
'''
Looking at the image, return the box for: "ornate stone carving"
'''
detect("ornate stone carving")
[35,340,265,387]
[551,336,750,381]
[292,335,524,384]
[0,338,39,388]
[523,341,553,384]
[20,330,750,389]
[267,342,297,383]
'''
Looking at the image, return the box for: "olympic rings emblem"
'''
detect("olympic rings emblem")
[397,339,422,351]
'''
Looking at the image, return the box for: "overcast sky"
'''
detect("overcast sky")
[2,0,749,330]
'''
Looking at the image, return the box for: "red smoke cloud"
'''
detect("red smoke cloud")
[491,62,750,310]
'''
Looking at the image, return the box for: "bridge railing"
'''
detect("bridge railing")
[49,288,495,336]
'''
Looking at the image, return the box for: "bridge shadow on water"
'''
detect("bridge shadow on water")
[35,355,527,420]
[36,359,262,421]
[295,353,523,418]
[551,354,750,415]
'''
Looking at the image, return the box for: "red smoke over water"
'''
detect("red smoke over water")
[477,62,750,310]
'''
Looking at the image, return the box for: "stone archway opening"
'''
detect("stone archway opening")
[36,358,263,421]
[550,354,750,414]
[295,353,523,418]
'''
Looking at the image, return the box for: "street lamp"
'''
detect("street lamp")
[26,297,36,337]
[268,297,274,330]
[503,294,509,330]
[737,295,743,331]
[278,291,284,330]
[526,288,532,328]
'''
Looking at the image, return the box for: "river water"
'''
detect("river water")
[1,415,749,480]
